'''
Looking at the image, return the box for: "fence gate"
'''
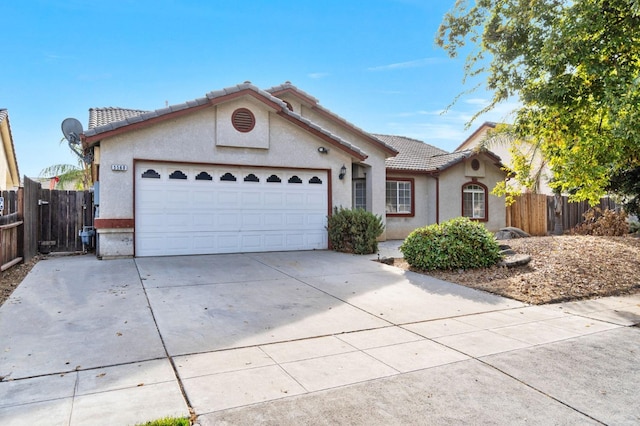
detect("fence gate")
[37,188,94,253]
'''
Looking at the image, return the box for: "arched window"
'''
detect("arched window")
[462,182,487,220]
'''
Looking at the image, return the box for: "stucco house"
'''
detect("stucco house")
[79,82,506,258]
[0,109,20,191]
[377,134,506,239]
[456,121,554,195]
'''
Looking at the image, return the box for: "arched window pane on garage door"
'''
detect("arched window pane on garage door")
[195,171,213,181]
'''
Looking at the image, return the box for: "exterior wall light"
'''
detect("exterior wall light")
[339,164,347,180]
[317,146,329,154]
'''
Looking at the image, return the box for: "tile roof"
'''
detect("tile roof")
[82,82,367,160]
[88,107,149,129]
[267,82,398,157]
[454,121,497,151]
[374,134,466,172]
[265,81,320,105]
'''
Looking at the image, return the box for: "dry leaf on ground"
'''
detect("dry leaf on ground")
[394,235,640,305]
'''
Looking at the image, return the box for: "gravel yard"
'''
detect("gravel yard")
[394,235,640,305]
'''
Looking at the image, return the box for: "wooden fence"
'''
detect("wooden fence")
[507,193,620,236]
[22,177,40,260]
[1,189,23,270]
[505,193,548,236]
[1,177,95,272]
[36,186,94,253]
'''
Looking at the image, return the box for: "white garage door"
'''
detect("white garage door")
[135,162,329,256]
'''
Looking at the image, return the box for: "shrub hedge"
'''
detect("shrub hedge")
[400,217,502,270]
[327,207,384,254]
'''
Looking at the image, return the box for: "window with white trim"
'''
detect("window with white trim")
[386,180,412,214]
[463,183,486,219]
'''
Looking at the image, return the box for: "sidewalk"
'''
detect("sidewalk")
[1,253,639,425]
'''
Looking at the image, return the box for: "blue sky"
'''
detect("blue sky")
[3,0,517,178]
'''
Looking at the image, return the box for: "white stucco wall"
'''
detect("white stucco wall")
[385,174,437,240]
[298,105,391,238]
[95,103,357,257]
[438,158,506,232]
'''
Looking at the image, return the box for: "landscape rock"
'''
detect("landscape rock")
[495,227,532,240]
[498,254,532,268]
[379,256,395,265]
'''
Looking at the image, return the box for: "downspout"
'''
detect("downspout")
[435,173,440,224]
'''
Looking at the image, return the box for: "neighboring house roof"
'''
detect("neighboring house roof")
[89,107,149,129]
[377,134,503,173]
[0,109,20,188]
[82,82,368,161]
[454,121,497,152]
[266,82,398,157]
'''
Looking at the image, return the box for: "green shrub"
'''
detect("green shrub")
[327,207,384,254]
[400,217,502,270]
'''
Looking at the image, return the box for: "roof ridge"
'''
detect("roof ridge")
[82,82,368,160]
[90,106,149,112]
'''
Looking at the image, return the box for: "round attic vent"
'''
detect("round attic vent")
[471,158,480,171]
[231,108,255,132]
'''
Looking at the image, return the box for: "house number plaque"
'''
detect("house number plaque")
[111,164,128,172]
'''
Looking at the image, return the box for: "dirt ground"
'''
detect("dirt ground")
[394,235,640,305]
[1,256,41,306]
[2,235,639,307]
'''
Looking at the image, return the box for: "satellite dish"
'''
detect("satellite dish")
[61,118,84,145]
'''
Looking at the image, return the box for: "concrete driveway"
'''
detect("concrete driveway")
[1,250,639,425]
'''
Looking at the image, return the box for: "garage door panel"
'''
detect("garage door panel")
[216,213,240,228]
[241,191,262,206]
[285,193,305,207]
[136,235,164,254]
[135,163,328,256]
[165,235,191,251]
[264,213,284,227]
[241,213,263,228]
[285,233,305,248]
[306,193,326,208]
[217,234,241,252]
[137,189,166,207]
[305,232,327,249]
[264,192,284,207]
[193,213,215,226]
[193,234,217,250]
[165,213,190,227]
[192,190,216,204]
[285,214,305,226]
[217,191,240,205]
[307,213,327,226]
[241,234,263,250]
[166,190,190,204]
[264,234,285,249]
[136,213,166,231]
